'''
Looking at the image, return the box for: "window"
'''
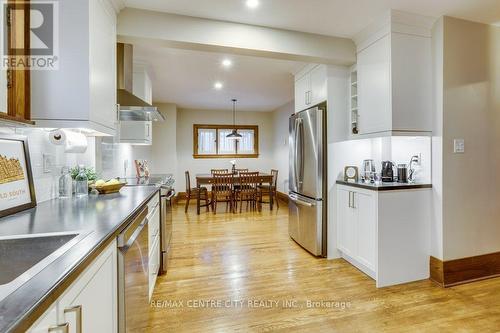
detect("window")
[193,124,259,158]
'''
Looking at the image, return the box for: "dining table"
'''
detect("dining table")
[195,173,275,215]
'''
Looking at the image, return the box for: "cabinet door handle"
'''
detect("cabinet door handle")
[64,305,82,333]
[348,191,352,208]
[352,192,356,209]
[48,322,69,333]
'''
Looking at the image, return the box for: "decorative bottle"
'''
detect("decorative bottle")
[75,165,88,198]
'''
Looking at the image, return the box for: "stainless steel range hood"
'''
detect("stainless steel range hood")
[117,43,165,122]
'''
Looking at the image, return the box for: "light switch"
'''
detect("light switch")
[453,139,465,153]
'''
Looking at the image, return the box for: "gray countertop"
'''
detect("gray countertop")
[336,179,432,191]
[0,186,160,332]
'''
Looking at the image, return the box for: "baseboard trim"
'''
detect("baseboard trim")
[429,256,444,286]
[277,191,289,204]
[175,192,187,202]
[430,252,500,287]
[176,191,289,205]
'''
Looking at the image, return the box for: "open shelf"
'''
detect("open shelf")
[350,69,358,136]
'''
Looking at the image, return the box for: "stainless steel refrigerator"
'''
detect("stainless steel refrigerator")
[289,105,327,257]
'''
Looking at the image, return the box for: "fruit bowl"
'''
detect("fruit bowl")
[92,181,127,194]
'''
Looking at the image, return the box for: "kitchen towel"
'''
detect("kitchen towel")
[49,129,88,153]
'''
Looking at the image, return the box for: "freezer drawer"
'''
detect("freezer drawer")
[288,193,324,256]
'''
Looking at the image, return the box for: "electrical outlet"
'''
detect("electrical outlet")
[42,154,54,173]
[415,153,422,166]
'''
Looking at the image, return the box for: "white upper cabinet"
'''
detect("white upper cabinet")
[354,10,433,136]
[357,35,392,135]
[294,64,327,113]
[120,121,153,145]
[294,73,309,113]
[294,64,350,142]
[31,0,117,136]
[309,65,328,107]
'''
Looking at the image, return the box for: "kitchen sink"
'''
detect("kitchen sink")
[0,231,91,302]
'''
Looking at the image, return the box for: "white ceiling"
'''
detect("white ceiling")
[133,46,304,111]
[123,0,500,38]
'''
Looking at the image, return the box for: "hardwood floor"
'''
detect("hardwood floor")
[147,202,500,332]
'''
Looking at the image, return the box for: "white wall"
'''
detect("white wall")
[97,136,152,179]
[0,127,95,203]
[439,17,500,260]
[176,108,274,192]
[151,103,177,177]
[271,101,293,193]
[431,18,444,260]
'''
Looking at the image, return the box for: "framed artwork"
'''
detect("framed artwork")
[134,160,150,178]
[0,135,36,218]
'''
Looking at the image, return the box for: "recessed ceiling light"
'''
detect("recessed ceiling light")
[246,0,259,9]
[214,81,223,90]
[222,59,232,68]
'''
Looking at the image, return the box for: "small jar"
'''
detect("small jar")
[58,167,73,199]
[75,165,89,198]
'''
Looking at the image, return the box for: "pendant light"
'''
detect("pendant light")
[226,99,242,140]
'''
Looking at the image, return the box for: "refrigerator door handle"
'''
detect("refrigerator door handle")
[293,118,301,188]
[296,118,304,187]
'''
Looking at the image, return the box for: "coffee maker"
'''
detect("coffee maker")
[381,161,395,182]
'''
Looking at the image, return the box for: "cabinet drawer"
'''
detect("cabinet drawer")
[148,236,160,301]
[147,196,160,252]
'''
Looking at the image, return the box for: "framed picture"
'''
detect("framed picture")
[134,160,150,178]
[0,135,36,218]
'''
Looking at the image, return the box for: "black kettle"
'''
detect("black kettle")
[381,161,395,182]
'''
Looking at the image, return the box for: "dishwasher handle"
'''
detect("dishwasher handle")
[118,206,148,248]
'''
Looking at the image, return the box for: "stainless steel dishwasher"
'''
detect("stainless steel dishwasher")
[117,206,149,333]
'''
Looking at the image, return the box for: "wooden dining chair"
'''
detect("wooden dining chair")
[235,172,261,213]
[258,169,279,210]
[184,171,210,213]
[211,169,229,175]
[211,173,235,214]
[232,168,249,194]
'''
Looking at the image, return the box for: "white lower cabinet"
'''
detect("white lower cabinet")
[336,184,431,287]
[27,304,58,333]
[337,187,376,278]
[147,195,161,301]
[355,192,376,271]
[27,240,117,333]
[149,236,160,301]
